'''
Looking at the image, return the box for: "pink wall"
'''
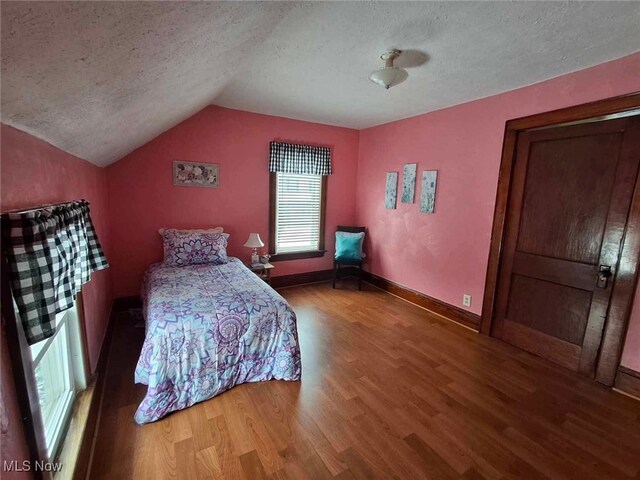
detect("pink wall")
[106,106,359,297]
[1,124,113,372]
[355,53,640,369]
[1,124,113,471]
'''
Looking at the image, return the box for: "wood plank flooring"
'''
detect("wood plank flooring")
[90,281,640,480]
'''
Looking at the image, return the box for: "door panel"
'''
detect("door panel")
[500,319,581,372]
[493,116,640,376]
[516,133,621,263]
[512,252,595,291]
[506,274,591,345]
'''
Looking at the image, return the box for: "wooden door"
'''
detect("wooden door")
[492,116,640,376]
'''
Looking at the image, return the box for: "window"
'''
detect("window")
[2,200,107,465]
[268,141,331,260]
[28,301,87,460]
[270,172,327,261]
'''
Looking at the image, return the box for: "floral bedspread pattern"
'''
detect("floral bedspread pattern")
[134,257,301,424]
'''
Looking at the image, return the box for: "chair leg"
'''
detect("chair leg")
[332,262,337,288]
[358,265,362,291]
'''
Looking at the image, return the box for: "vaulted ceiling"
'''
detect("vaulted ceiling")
[2,1,639,166]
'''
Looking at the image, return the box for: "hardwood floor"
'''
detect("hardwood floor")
[90,281,640,480]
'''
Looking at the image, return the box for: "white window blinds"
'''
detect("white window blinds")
[275,173,322,253]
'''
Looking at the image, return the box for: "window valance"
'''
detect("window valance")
[2,200,109,345]
[269,141,332,176]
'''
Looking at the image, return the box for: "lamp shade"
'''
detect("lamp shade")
[369,67,408,89]
[369,49,408,90]
[244,233,265,249]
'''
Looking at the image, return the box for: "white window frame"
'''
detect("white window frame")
[26,301,87,460]
[270,172,327,260]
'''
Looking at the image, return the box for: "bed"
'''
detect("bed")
[133,257,302,424]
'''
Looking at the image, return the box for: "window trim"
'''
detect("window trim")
[269,172,327,262]
[32,312,75,459]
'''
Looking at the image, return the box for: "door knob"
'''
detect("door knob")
[597,265,612,288]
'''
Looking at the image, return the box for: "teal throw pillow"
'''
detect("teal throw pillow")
[335,231,365,261]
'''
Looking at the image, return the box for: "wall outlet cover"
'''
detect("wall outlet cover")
[463,294,472,307]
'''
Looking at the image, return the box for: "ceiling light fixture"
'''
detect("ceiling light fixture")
[369,49,408,90]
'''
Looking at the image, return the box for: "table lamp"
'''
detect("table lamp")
[244,233,264,265]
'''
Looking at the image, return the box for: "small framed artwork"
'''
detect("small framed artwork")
[173,161,219,188]
[401,163,417,203]
[385,172,398,209]
[420,170,438,213]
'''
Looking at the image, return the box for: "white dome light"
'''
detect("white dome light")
[369,50,408,89]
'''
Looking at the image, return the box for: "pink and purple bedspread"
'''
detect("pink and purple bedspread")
[134,257,301,424]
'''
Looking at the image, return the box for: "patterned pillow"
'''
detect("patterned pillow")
[161,230,229,266]
[158,227,223,235]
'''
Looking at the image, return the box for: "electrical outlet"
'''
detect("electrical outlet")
[463,294,472,307]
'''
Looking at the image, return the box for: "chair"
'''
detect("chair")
[332,226,366,290]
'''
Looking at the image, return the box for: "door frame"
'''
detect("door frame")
[480,92,640,386]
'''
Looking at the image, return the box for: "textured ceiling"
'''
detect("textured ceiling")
[1,2,294,166]
[2,2,640,167]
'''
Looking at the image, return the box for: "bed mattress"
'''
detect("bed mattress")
[134,257,301,424]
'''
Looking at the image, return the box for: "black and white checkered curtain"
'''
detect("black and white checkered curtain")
[2,200,109,345]
[269,142,332,176]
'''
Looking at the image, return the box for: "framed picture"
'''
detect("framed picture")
[401,163,417,203]
[420,170,438,213]
[173,161,219,188]
[385,172,398,209]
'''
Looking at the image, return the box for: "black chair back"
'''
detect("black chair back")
[333,226,366,290]
[336,225,365,234]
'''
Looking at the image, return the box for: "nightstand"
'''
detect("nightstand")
[246,262,274,284]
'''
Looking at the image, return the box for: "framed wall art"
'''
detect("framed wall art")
[173,161,219,188]
[385,172,398,209]
[420,170,438,213]
[401,163,417,203]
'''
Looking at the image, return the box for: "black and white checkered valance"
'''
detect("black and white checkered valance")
[2,200,109,345]
[269,141,332,176]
